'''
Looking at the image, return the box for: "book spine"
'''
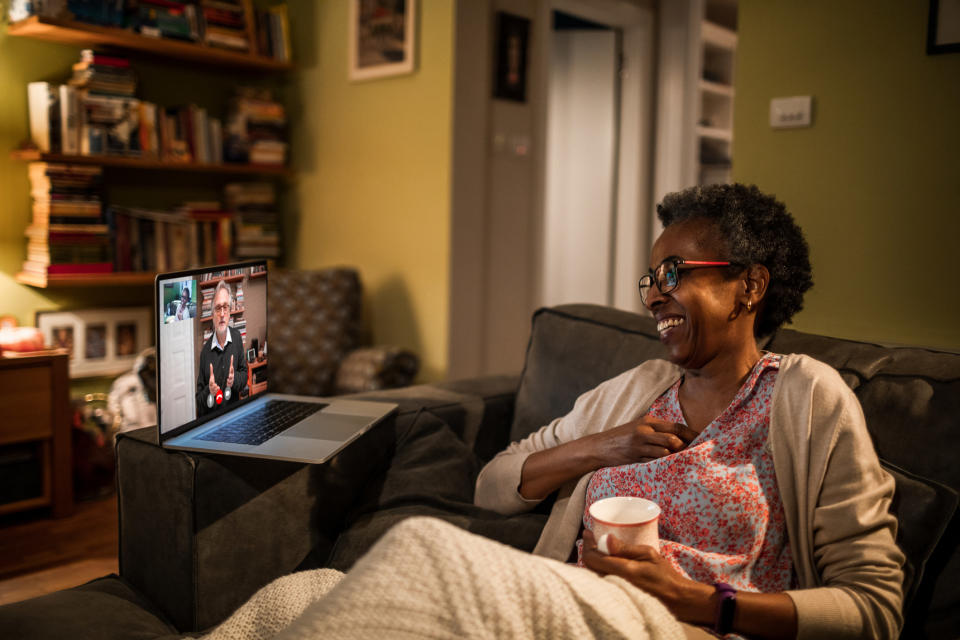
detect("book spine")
[27,82,54,152]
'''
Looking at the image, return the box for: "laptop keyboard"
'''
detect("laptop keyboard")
[196,400,328,446]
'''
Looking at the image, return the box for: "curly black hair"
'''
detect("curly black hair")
[656,183,813,337]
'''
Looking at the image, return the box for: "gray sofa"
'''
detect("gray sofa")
[2,304,958,639]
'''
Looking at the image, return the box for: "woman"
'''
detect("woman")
[474,183,904,639]
[205,184,902,640]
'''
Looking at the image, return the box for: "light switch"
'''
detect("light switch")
[769,96,812,129]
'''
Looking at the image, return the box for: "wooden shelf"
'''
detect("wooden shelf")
[10,150,290,176]
[696,125,733,142]
[7,15,292,72]
[16,271,156,288]
[699,79,734,97]
[701,20,737,50]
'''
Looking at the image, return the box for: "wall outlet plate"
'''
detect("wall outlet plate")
[770,96,813,129]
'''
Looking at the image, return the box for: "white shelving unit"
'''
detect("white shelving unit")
[696,1,737,185]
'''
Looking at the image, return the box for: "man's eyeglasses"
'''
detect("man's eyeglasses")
[638,258,741,305]
[214,303,231,315]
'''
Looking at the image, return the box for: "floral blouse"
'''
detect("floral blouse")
[580,352,796,594]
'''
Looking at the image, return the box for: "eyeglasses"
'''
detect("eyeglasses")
[638,258,741,305]
[214,303,231,315]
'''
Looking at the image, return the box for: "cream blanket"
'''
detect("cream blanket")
[204,517,684,640]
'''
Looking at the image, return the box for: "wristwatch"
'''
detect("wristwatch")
[713,582,737,635]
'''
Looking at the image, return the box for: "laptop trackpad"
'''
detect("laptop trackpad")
[284,412,370,440]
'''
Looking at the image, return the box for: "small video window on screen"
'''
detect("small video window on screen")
[158,265,268,434]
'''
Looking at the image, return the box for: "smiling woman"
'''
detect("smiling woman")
[474,184,905,639]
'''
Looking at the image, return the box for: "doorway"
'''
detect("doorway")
[542,11,622,307]
[536,0,655,315]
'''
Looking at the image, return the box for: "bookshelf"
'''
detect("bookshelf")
[10,150,292,176]
[696,1,737,186]
[7,15,292,72]
[10,6,291,290]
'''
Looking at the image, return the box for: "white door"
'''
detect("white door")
[542,29,619,307]
[159,315,196,431]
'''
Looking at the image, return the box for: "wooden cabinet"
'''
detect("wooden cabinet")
[0,353,73,517]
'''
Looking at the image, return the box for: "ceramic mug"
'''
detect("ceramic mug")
[589,496,661,554]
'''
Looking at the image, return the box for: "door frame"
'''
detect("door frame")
[531,0,656,314]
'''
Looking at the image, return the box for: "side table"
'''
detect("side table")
[0,351,73,517]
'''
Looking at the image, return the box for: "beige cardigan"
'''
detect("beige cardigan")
[475,354,904,640]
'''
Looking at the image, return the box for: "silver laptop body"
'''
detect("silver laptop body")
[155,261,396,464]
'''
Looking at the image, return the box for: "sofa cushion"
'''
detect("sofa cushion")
[766,329,960,638]
[881,461,959,613]
[0,574,181,640]
[328,409,548,571]
[511,305,666,442]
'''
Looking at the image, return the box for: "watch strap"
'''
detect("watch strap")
[713,581,737,635]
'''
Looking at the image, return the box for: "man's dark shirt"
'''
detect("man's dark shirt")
[195,326,248,416]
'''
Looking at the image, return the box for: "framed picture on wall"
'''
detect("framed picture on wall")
[349,0,417,81]
[928,0,960,54]
[493,12,531,103]
[36,307,152,378]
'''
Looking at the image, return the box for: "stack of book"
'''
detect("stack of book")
[224,88,287,165]
[225,182,280,258]
[19,162,111,285]
[69,50,141,156]
[71,50,136,96]
[201,0,250,51]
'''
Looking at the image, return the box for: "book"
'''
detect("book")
[27,82,60,152]
[58,85,80,155]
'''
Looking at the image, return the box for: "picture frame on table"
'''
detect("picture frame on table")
[36,307,152,378]
[928,0,960,54]
[349,0,417,81]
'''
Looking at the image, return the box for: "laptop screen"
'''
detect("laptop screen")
[156,261,268,438]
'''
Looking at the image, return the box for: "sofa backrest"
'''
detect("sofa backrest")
[511,303,960,638]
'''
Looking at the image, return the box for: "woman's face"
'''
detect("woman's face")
[644,218,747,370]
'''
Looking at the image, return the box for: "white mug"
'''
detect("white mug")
[589,496,661,554]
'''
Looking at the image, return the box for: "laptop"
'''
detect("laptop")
[155,260,397,463]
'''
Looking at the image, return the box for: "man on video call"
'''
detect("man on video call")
[196,281,248,415]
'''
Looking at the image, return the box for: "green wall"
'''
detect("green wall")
[734,1,960,349]
[286,0,454,380]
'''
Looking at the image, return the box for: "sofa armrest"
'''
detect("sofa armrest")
[115,422,394,632]
[345,374,519,462]
[115,375,518,632]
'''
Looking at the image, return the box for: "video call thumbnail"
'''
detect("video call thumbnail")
[158,264,268,434]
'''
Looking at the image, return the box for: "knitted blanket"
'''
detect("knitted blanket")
[205,517,684,640]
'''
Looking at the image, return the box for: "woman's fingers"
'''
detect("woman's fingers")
[645,417,699,445]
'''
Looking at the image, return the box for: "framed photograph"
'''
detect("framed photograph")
[36,307,152,378]
[493,12,531,103]
[349,0,417,81]
[928,0,960,54]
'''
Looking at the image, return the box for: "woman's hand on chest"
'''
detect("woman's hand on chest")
[588,416,699,467]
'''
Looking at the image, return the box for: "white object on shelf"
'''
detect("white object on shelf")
[770,96,813,129]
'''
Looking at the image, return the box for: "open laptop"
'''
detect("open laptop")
[155,260,397,463]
